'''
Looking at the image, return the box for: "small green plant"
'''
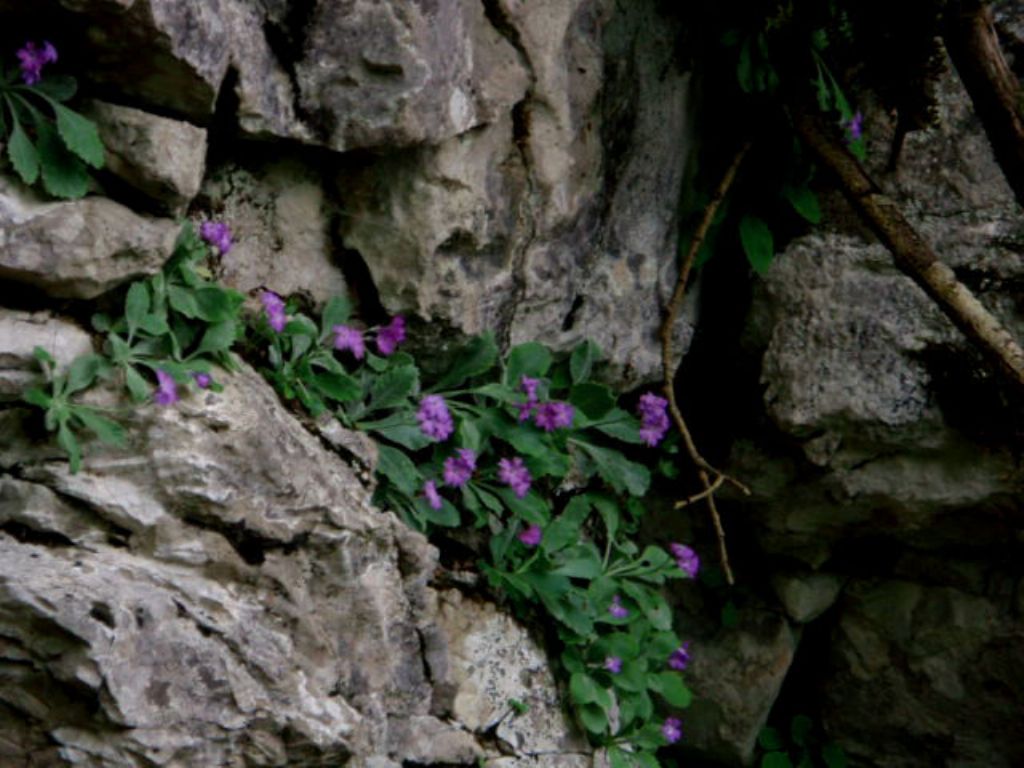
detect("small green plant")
[1,41,105,198]
[758,715,848,768]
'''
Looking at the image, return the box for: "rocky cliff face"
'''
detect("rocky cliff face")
[1,1,1022,767]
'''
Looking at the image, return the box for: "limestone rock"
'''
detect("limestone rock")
[0,311,94,401]
[295,0,529,150]
[200,156,347,307]
[0,178,177,298]
[772,572,845,624]
[85,100,208,213]
[823,579,1024,767]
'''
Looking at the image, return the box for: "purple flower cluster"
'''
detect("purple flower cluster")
[516,376,540,422]
[17,41,57,85]
[498,456,531,498]
[192,372,212,389]
[199,221,232,255]
[376,316,405,356]
[443,448,477,487]
[517,524,542,547]
[261,291,287,333]
[154,369,178,406]
[637,392,670,447]
[668,642,691,671]
[669,543,699,578]
[423,480,443,510]
[604,656,623,674]
[333,325,365,360]
[608,594,629,619]
[845,111,864,142]
[534,401,574,431]
[662,717,683,744]
[417,395,454,441]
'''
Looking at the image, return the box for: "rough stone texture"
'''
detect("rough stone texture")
[823,579,1024,767]
[0,311,94,401]
[340,0,694,386]
[683,603,800,766]
[295,0,529,151]
[0,178,178,299]
[436,590,589,758]
[199,156,347,307]
[85,100,208,213]
[772,572,845,624]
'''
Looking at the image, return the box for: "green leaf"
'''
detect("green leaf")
[73,407,126,447]
[123,365,151,402]
[542,496,591,554]
[721,600,739,629]
[368,365,419,412]
[589,493,619,542]
[125,283,150,336]
[608,747,631,768]
[376,444,420,495]
[167,285,200,318]
[7,113,40,185]
[570,382,616,419]
[761,753,794,768]
[56,422,81,474]
[576,441,650,497]
[320,295,353,336]
[551,543,603,579]
[569,672,602,705]
[570,340,601,384]
[740,215,774,274]
[578,703,608,735]
[504,342,552,387]
[821,743,848,768]
[758,727,785,752]
[194,320,237,357]
[790,715,813,748]
[31,75,77,101]
[310,371,361,403]
[496,487,551,525]
[359,413,435,451]
[36,119,89,198]
[22,387,51,409]
[422,496,461,527]
[137,313,170,337]
[590,408,643,444]
[433,332,498,390]
[193,286,243,322]
[652,672,692,708]
[65,354,105,395]
[782,185,822,224]
[51,101,105,168]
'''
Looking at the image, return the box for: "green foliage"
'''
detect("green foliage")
[757,715,848,768]
[1,60,104,199]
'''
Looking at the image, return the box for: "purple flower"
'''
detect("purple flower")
[844,111,864,142]
[417,395,454,441]
[376,316,406,356]
[637,391,670,447]
[443,448,477,487]
[669,543,699,578]
[261,291,287,333]
[534,401,574,431]
[333,325,366,360]
[668,643,691,671]
[192,372,212,389]
[604,656,623,674]
[154,369,178,406]
[608,594,629,619]
[17,41,57,85]
[497,456,532,498]
[423,480,443,510]
[661,717,683,744]
[199,221,232,255]
[517,524,542,547]
[516,376,540,422]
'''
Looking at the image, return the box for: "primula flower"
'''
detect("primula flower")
[417,395,454,441]
[844,111,864,142]
[17,41,57,85]
[662,717,683,744]
[516,376,540,422]
[608,594,629,619]
[154,369,178,406]
[517,524,542,547]
[376,316,406,356]
[669,542,700,578]
[534,401,574,431]
[261,291,287,333]
[192,372,212,389]
[637,391,670,447]
[668,643,691,671]
[497,456,531,498]
[604,656,623,674]
[333,325,365,359]
[443,448,477,487]
[423,480,443,511]
[199,221,232,255]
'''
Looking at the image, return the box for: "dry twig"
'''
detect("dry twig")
[659,142,753,586]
